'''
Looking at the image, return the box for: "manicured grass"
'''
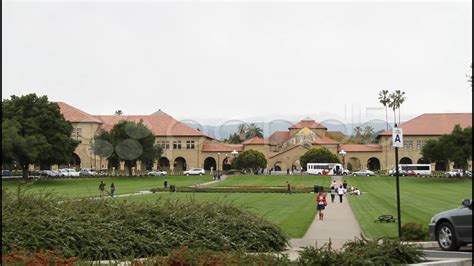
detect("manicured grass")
[1,175,213,199]
[125,192,317,238]
[210,175,331,188]
[346,176,473,238]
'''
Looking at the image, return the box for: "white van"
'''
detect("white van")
[306,163,348,175]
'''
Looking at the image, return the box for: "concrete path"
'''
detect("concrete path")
[189,175,227,187]
[285,175,362,260]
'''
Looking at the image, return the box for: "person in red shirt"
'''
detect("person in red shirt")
[316,192,328,220]
[286,181,292,194]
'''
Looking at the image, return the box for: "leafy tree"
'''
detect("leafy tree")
[2,94,79,178]
[300,147,341,170]
[231,150,267,174]
[91,130,114,170]
[93,121,162,176]
[422,125,472,175]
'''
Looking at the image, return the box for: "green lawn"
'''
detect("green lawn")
[1,175,213,199]
[345,176,473,238]
[210,175,331,188]
[124,192,316,238]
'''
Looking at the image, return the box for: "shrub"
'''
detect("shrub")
[2,246,78,266]
[2,189,288,261]
[401,222,429,241]
[298,236,425,265]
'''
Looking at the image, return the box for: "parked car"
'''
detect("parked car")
[352,169,375,176]
[67,168,80,177]
[147,170,167,176]
[445,169,469,177]
[39,170,59,177]
[1,170,12,176]
[428,199,472,251]
[388,168,407,176]
[58,168,80,177]
[183,168,205,176]
[80,168,97,176]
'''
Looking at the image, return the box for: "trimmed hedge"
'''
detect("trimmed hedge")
[150,186,322,193]
[2,189,288,260]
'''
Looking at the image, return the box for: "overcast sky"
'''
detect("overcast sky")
[2,1,472,125]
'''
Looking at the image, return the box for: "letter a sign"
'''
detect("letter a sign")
[392,128,403,148]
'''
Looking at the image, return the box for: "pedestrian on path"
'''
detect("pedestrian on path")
[337,185,344,203]
[330,182,337,203]
[316,192,328,220]
[98,181,106,197]
[110,183,116,197]
[164,179,168,189]
[342,180,348,194]
[286,181,292,194]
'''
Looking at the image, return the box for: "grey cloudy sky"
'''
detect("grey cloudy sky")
[2,1,472,125]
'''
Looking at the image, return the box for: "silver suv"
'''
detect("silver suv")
[183,168,205,176]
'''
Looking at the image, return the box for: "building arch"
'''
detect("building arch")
[158,157,170,170]
[173,157,187,171]
[400,157,413,164]
[417,157,431,164]
[367,157,381,171]
[69,153,81,168]
[222,157,231,171]
[203,157,217,171]
[348,157,361,170]
[435,161,447,171]
[273,161,284,171]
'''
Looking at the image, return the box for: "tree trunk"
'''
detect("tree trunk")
[128,166,133,176]
[22,164,29,179]
[385,107,389,130]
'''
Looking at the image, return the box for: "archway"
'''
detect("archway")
[417,157,431,164]
[273,161,283,171]
[203,157,217,171]
[435,161,447,171]
[173,157,187,171]
[158,157,170,170]
[222,157,231,171]
[399,157,412,164]
[69,153,81,168]
[367,157,381,171]
[348,157,361,170]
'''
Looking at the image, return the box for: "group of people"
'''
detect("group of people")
[315,180,362,221]
[98,181,116,197]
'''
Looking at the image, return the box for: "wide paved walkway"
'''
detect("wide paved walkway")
[286,175,362,260]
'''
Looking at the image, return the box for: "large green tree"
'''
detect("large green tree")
[2,94,79,178]
[422,125,472,175]
[231,149,267,174]
[300,147,341,170]
[93,120,162,176]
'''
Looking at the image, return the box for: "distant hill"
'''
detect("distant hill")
[184,120,391,140]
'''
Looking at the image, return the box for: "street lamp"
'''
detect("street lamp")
[339,150,347,169]
[217,153,220,174]
[231,150,239,158]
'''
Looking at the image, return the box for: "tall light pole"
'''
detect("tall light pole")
[217,153,220,174]
[339,150,347,170]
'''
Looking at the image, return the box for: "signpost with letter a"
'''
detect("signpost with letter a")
[392,126,403,238]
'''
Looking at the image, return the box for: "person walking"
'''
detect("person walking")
[286,181,292,194]
[342,180,348,194]
[337,184,344,203]
[164,179,168,189]
[316,192,328,220]
[98,181,106,197]
[330,181,337,203]
[110,183,116,197]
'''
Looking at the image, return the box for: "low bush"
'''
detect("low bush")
[298,236,425,265]
[401,222,429,241]
[2,189,288,261]
[2,246,78,266]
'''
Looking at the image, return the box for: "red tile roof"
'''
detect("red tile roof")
[202,142,244,152]
[266,131,291,145]
[289,119,326,129]
[378,113,472,136]
[339,144,382,152]
[57,102,102,123]
[94,114,207,137]
[243,136,266,145]
[313,137,339,145]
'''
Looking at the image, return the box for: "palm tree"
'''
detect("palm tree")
[388,90,406,125]
[362,126,375,144]
[378,90,390,130]
[353,126,363,143]
[114,110,123,115]
[237,123,248,141]
[246,123,263,139]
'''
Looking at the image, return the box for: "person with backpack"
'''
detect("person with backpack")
[316,192,328,220]
[330,180,337,203]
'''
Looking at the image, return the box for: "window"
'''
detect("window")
[157,141,169,149]
[186,140,195,149]
[416,140,422,150]
[403,140,413,149]
[173,141,182,149]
